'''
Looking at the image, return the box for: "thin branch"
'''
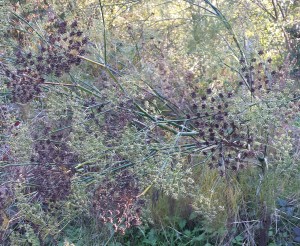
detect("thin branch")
[271,0,279,20]
[276,1,286,19]
[98,0,107,65]
[183,0,217,16]
[44,82,77,87]
[250,0,277,21]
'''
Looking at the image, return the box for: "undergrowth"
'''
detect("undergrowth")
[0,0,299,246]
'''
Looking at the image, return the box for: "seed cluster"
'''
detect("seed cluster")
[239,51,283,94]
[31,133,76,168]
[4,67,44,103]
[188,87,254,175]
[29,165,72,202]
[185,52,300,175]
[37,18,88,76]
[92,170,143,235]
[28,125,76,202]
[2,17,88,103]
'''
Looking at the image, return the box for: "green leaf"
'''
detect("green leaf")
[184,230,191,237]
[143,229,157,246]
[178,219,187,230]
[189,212,198,220]
[233,235,243,243]
[191,233,205,242]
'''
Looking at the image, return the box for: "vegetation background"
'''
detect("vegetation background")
[0,0,300,245]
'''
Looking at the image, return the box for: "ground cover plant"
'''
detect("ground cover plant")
[0,0,300,245]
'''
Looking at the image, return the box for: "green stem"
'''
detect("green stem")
[98,0,107,65]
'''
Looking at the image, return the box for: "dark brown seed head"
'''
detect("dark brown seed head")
[78,49,86,55]
[37,56,43,62]
[199,130,205,137]
[191,92,196,98]
[82,37,88,44]
[58,28,66,34]
[15,50,23,58]
[71,20,78,28]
